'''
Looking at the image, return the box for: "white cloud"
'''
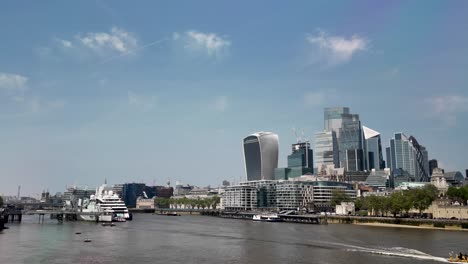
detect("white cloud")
[213,96,228,112]
[175,30,231,58]
[425,95,468,126]
[60,39,73,48]
[128,91,156,111]
[304,91,325,107]
[75,27,138,55]
[0,72,28,92]
[306,30,368,66]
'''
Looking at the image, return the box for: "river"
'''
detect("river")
[0,214,464,263]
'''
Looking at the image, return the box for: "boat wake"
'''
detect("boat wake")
[346,246,449,262]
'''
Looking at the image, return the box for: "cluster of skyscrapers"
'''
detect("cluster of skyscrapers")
[242,107,433,184]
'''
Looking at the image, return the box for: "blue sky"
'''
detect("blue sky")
[1,1,467,196]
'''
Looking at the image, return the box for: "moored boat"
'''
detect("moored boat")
[253,213,282,222]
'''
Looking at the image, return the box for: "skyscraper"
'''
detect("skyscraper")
[363,126,385,170]
[275,141,314,180]
[429,159,438,176]
[314,131,339,171]
[339,114,363,171]
[387,133,430,182]
[243,132,279,181]
[324,107,350,134]
[288,142,313,169]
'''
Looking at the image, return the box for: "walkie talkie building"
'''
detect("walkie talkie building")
[243,132,279,181]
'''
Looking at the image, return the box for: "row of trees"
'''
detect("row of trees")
[331,185,439,217]
[446,186,468,204]
[155,196,220,210]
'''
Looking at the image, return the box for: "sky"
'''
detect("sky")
[1,1,467,197]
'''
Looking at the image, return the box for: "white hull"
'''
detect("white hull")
[253,214,282,222]
[78,214,113,222]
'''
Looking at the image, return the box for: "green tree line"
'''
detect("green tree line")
[352,185,438,217]
[155,196,220,210]
[446,186,468,204]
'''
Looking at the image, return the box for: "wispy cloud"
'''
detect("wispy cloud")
[213,96,228,112]
[304,91,325,107]
[425,95,468,126]
[174,30,231,58]
[75,27,138,55]
[59,39,73,48]
[127,91,156,111]
[0,72,28,92]
[306,30,368,66]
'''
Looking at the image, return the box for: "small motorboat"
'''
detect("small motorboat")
[165,212,179,216]
[252,213,282,222]
[449,252,468,262]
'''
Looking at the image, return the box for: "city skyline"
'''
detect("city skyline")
[1,1,468,195]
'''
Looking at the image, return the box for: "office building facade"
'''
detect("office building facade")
[363,126,385,170]
[243,132,279,181]
[387,133,430,182]
[429,159,438,176]
[314,131,340,171]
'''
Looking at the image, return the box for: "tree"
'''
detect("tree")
[389,192,405,217]
[0,196,3,208]
[411,185,437,215]
[354,197,368,211]
[331,189,352,206]
[447,186,468,204]
[155,197,170,209]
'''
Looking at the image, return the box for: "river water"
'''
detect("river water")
[0,214,464,264]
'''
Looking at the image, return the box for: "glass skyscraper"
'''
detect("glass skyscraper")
[363,126,384,170]
[287,142,313,169]
[275,141,314,180]
[387,132,430,181]
[322,107,366,171]
[314,131,339,171]
[243,132,279,181]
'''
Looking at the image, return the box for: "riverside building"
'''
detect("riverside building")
[222,178,356,211]
[243,132,279,181]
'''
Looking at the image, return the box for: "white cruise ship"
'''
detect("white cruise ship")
[79,184,130,222]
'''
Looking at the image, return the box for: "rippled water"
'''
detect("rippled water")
[1,214,465,264]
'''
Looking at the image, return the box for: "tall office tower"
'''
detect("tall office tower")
[385,147,392,170]
[388,133,430,182]
[420,145,430,179]
[339,114,364,171]
[363,126,385,170]
[324,107,350,134]
[275,141,314,180]
[429,159,438,176]
[287,142,313,169]
[314,131,340,171]
[324,107,365,171]
[243,132,279,181]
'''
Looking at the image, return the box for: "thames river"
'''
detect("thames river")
[0,214,464,264]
